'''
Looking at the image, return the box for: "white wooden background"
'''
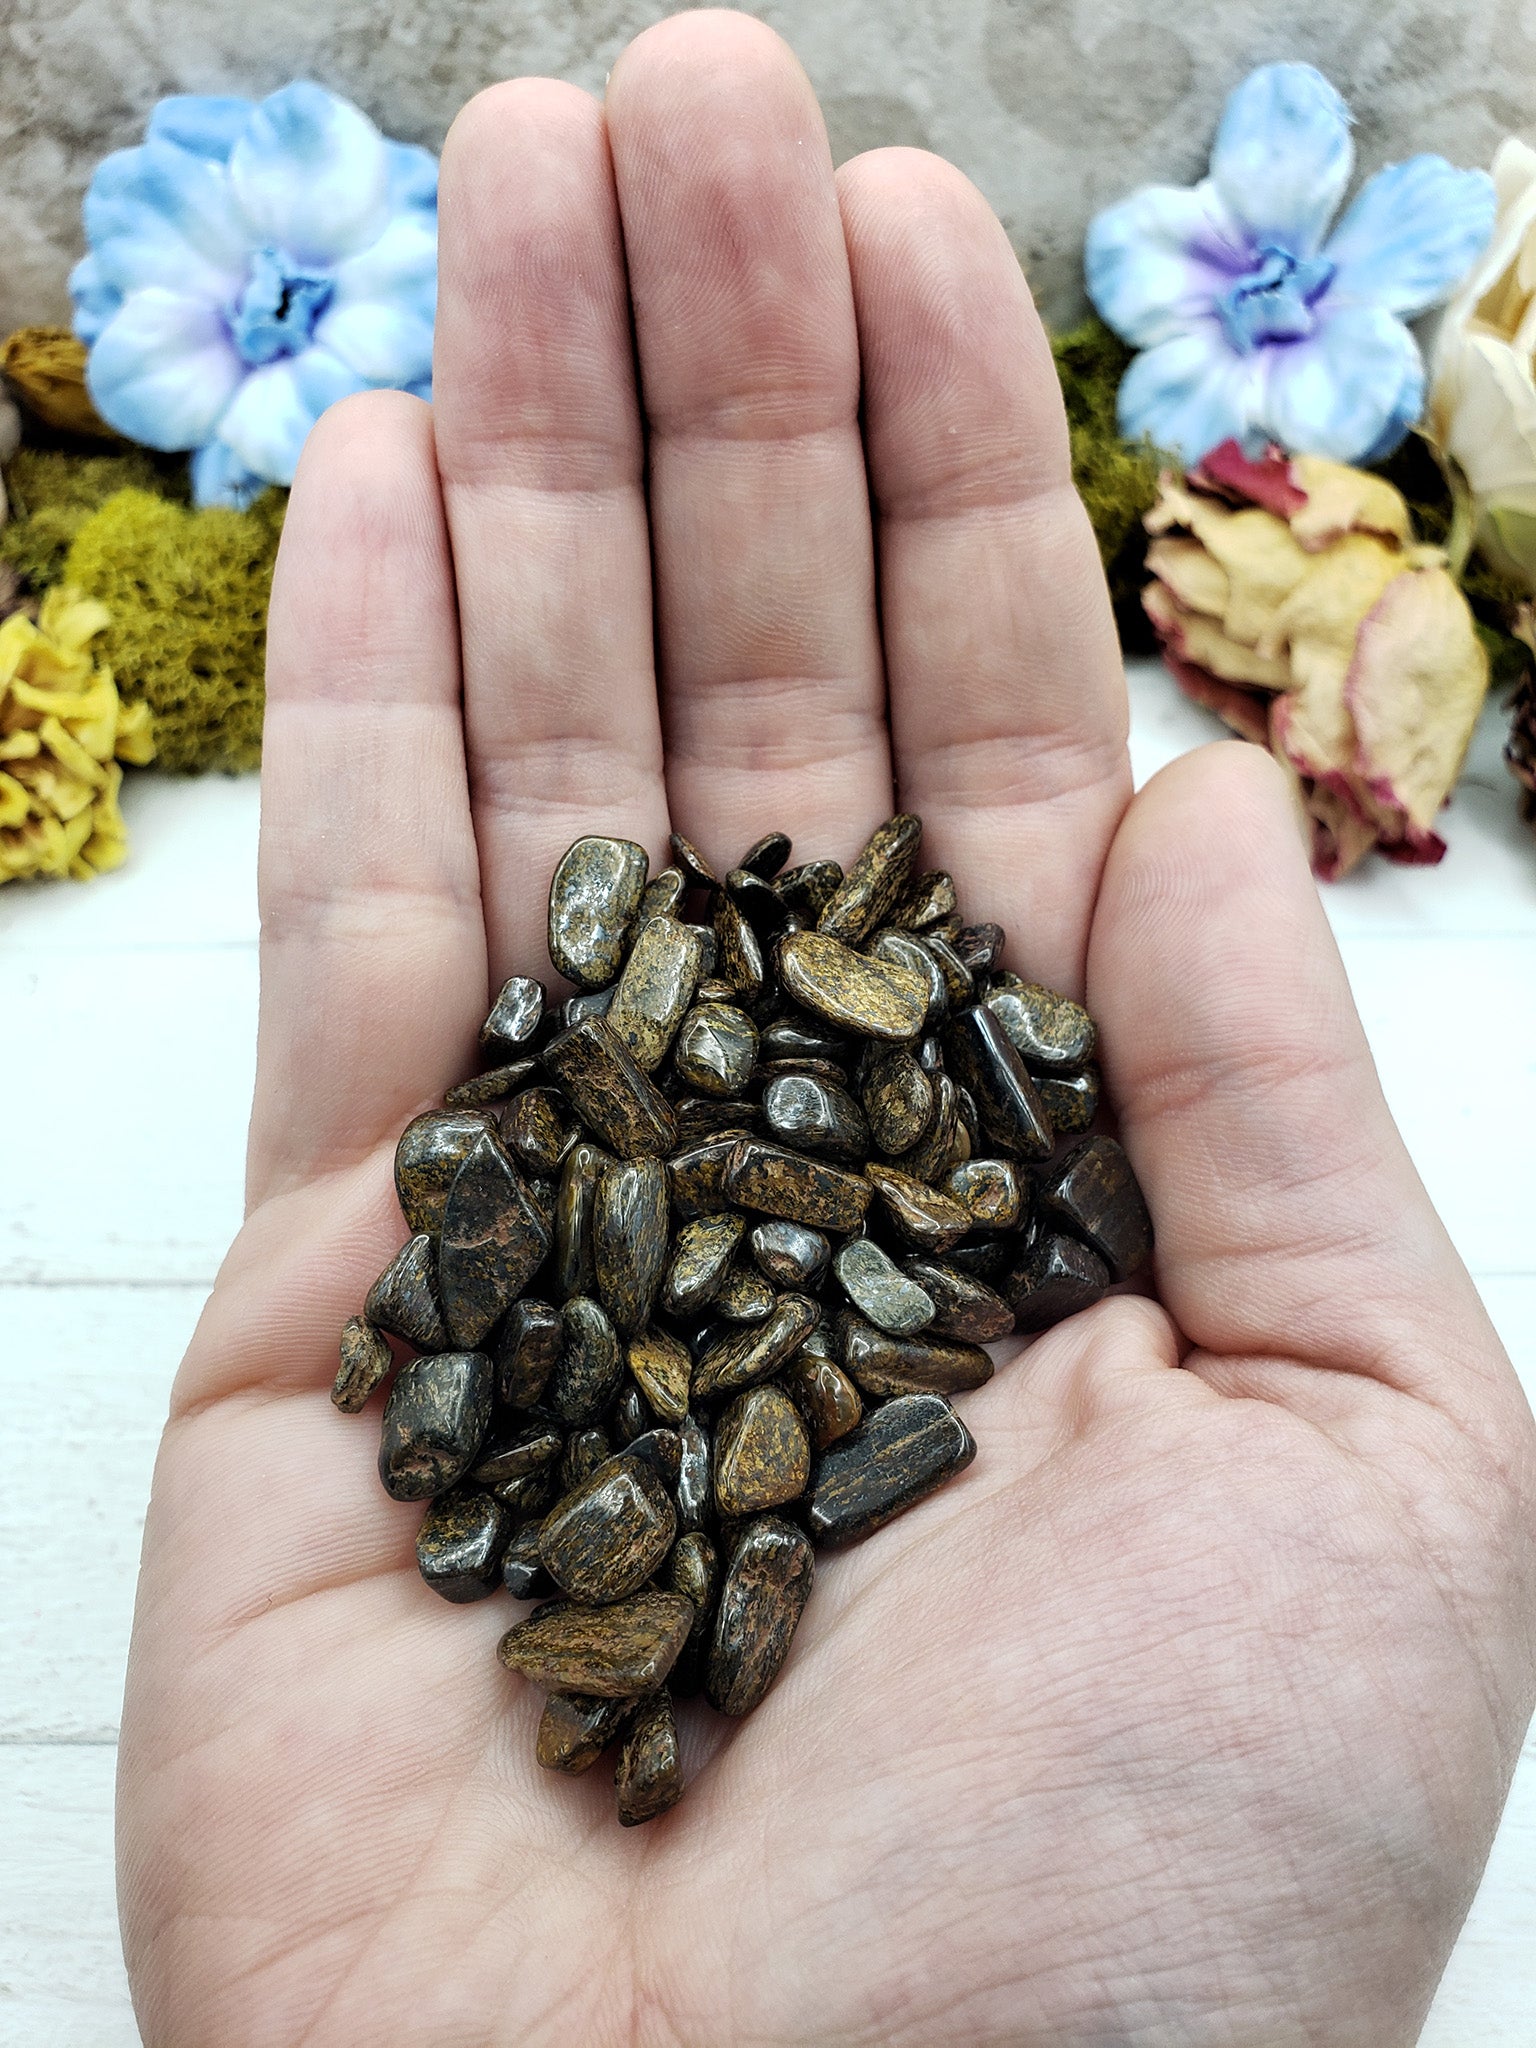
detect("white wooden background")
[2,661,1533,2046]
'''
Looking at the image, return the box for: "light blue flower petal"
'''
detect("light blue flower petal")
[216,345,367,485]
[1324,157,1496,317]
[1086,178,1248,349]
[84,138,250,300]
[319,211,436,382]
[190,438,269,508]
[1210,63,1354,258]
[146,95,253,163]
[405,374,433,403]
[228,81,389,267]
[1117,322,1263,462]
[386,141,439,215]
[68,253,124,346]
[1261,304,1424,463]
[85,287,245,450]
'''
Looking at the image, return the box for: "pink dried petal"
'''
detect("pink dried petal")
[1159,646,1274,744]
[1192,439,1308,518]
[1287,456,1414,552]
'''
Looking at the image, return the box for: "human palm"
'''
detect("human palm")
[118,15,1536,2045]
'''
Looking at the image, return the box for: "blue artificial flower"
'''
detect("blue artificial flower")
[1085,64,1496,466]
[70,83,437,507]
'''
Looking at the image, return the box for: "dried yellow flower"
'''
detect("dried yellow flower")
[0,587,155,883]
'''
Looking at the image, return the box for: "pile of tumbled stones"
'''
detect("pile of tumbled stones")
[332,816,1153,1826]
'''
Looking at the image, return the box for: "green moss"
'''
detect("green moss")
[1050,319,1164,651]
[0,445,188,588]
[62,487,284,772]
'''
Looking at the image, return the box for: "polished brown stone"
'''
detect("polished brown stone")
[902,1257,1014,1342]
[636,866,687,928]
[548,835,649,988]
[614,1380,649,1444]
[623,1427,682,1488]
[705,1516,815,1716]
[541,1016,679,1161]
[714,1385,812,1516]
[985,981,1097,1072]
[551,1139,611,1302]
[762,1070,870,1163]
[1004,1229,1111,1332]
[736,829,793,878]
[806,1392,976,1545]
[725,865,788,933]
[772,859,843,920]
[712,891,765,998]
[758,1014,849,1068]
[724,1139,871,1231]
[954,921,1005,974]
[536,1691,634,1774]
[713,1263,776,1322]
[692,1292,822,1400]
[892,868,957,929]
[365,1232,450,1353]
[480,975,546,1055]
[863,1163,972,1253]
[444,1058,539,1109]
[539,1454,677,1604]
[1040,1135,1153,1281]
[661,1211,743,1318]
[561,986,616,1030]
[1038,1064,1100,1136]
[891,1072,966,1183]
[416,1486,511,1602]
[780,1349,863,1449]
[437,1131,551,1348]
[498,1589,694,1697]
[672,1002,758,1097]
[943,1006,1054,1162]
[501,1088,572,1178]
[666,1135,742,1218]
[778,929,928,1042]
[676,1414,711,1532]
[470,1421,563,1491]
[860,1045,935,1156]
[502,1521,556,1601]
[840,1317,994,1397]
[943,1157,1024,1231]
[615,1690,685,1826]
[393,1108,498,1236]
[626,1326,694,1424]
[668,830,718,890]
[749,1219,829,1290]
[592,1157,669,1337]
[333,1315,394,1412]
[546,1297,623,1425]
[489,1468,556,1518]
[817,814,922,945]
[607,915,708,1073]
[868,928,948,1028]
[665,1529,717,1696]
[378,1349,493,1500]
[561,1426,612,1491]
[495,1298,563,1408]
[672,1093,757,1146]
[834,1236,936,1335]
[922,930,975,1006]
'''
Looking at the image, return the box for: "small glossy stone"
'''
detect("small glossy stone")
[501,1088,572,1177]
[726,866,788,932]
[860,1044,935,1156]
[498,1589,694,1697]
[750,1219,830,1290]
[1038,1064,1101,1136]
[614,1382,650,1445]
[543,1015,678,1160]
[943,1006,1054,1162]
[592,1157,669,1337]
[365,1233,449,1353]
[667,1135,741,1218]
[713,1264,776,1321]
[333,1316,394,1412]
[503,1522,556,1601]
[758,1014,848,1067]
[902,1258,1014,1342]
[922,931,975,1006]
[470,1421,563,1490]
[624,1427,682,1487]
[692,1292,822,1400]
[394,1108,498,1235]
[665,1529,718,1695]
[490,1469,556,1517]
[672,1003,758,1097]
[480,975,546,1055]
[892,868,957,929]
[437,1131,551,1348]
[495,1298,563,1408]
[773,859,843,920]
[778,929,928,1042]
[714,1385,812,1516]
[1004,1230,1111,1332]
[817,814,922,944]
[954,1083,981,1156]
[891,1072,966,1183]
[737,829,793,878]
[943,1157,1024,1231]
[762,1071,870,1163]
[985,982,1097,1072]
[445,1059,539,1108]
[669,830,719,889]
[780,1349,863,1448]
[636,866,687,927]
[673,1095,757,1146]
[552,1140,611,1301]
[607,915,708,1072]
[807,1392,976,1545]
[615,1690,685,1826]
[676,1414,711,1532]
[660,1212,743,1320]
[834,1237,936,1335]
[547,1297,624,1425]
[840,1318,994,1397]
[869,929,948,1028]
[416,1486,511,1602]
[548,835,649,988]
[627,1326,694,1423]
[561,1426,612,1491]
[864,1163,972,1252]
[955,922,1006,975]
[537,1692,635,1773]
[1041,1136,1153,1280]
[561,986,616,1031]
[712,892,765,997]
[724,1139,871,1232]
[945,1235,1015,1283]
[706,1516,815,1716]
[379,1350,493,1501]
[540,1454,677,1604]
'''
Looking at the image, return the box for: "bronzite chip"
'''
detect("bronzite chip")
[333,816,1153,1825]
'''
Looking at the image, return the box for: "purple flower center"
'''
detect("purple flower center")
[231,247,334,366]
[1217,245,1336,355]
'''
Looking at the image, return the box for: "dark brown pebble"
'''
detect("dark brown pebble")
[944,1157,1024,1231]
[672,1093,757,1145]
[817,814,922,945]
[470,1421,563,1490]
[725,1138,871,1232]
[614,1381,650,1444]
[902,1257,1014,1342]
[537,1691,634,1773]
[501,1087,572,1177]
[561,986,616,1031]
[758,1014,849,1067]
[626,1326,694,1423]
[615,1690,685,1825]
[548,835,649,988]
[705,1516,815,1716]
[762,1071,870,1163]
[491,1468,557,1517]
[713,1264,776,1322]
[1038,1064,1101,1136]
[498,1589,694,1697]
[922,931,975,1007]
[438,1131,551,1348]
[869,928,948,1028]
[393,1108,498,1236]
[676,1415,711,1532]
[495,1298,563,1408]
[551,1139,611,1302]
[943,1006,1054,1161]
[806,1392,976,1545]
[860,1045,935,1155]
[954,1082,981,1156]
[840,1317,994,1397]
[1004,1230,1111,1331]
[416,1486,512,1602]
[333,1316,394,1412]
[540,1454,677,1604]
[945,1235,1016,1282]
[1042,1136,1153,1281]
[547,1297,623,1425]
[864,1162,971,1252]
[540,1015,678,1160]
[714,1385,812,1516]
[666,1529,718,1695]
[661,1212,743,1318]
[778,929,928,1042]
[503,1522,556,1601]
[892,868,958,930]
[561,1427,612,1491]
[480,975,546,1055]
[985,982,1097,1072]
[954,922,1006,974]
[378,1350,493,1501]
[667,1135,741,1218]
[592,1157,669,1337]
[749,1219,829,1290]
[692,1292,821,1400]
[892,1072,966,1182]
[712,891,765,998]
[834,1237,936,1335]
[780,1349,863,1449]
[624,1427,682,1487]
[773,859,843,920]
[365,1233,450,1353]
[726,866,788,932]
[608,915,708,1073]
[672,1002,758,1097]
[636,866,687,928]
[737,830,793,878]
[444,1059,539,1109]
[669,830,719,889]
